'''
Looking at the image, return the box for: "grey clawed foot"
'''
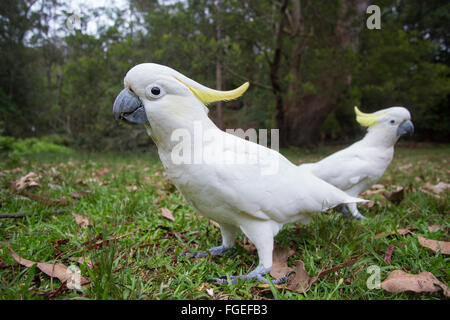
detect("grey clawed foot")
[208,264,292,285]
[353,212,368,220]
[179,245,231,258]
[351,206,368,220]
[340,205,368,220]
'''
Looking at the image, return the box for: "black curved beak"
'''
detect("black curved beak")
[397,120,414,137]
[113,88,148,124]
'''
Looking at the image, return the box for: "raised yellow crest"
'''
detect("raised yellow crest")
[354,106,383,127]
[175,77,249,105]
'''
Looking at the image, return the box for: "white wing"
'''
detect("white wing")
[169,132,366,225]
[300,143,388,193]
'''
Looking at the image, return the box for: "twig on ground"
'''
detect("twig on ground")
[0,210,68,219]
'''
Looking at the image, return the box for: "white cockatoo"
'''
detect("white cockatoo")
[301,106,414,220]
[113,63,366,283]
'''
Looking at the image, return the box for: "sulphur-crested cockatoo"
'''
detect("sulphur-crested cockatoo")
[113,63,366,283]
[301,106,414,220]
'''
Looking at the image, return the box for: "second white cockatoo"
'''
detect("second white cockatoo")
[112,63,366,283]
[301,106,414,220]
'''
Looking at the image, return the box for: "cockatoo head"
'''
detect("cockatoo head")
[354,106,414,144]
[113,63,249,127]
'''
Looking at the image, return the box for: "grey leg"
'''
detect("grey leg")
[179,223,239,258]
[347,203,368,220]
[209,221,290,285]
[341,204,352,217]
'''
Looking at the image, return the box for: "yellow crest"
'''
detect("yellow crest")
[175,77,249,105]
[354,106,383,127]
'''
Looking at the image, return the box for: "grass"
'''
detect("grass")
[0,144,448,300]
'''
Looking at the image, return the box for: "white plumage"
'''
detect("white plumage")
[301,106,414,219]
[113,63,367,283]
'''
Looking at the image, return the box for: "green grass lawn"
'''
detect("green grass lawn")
[0,145,449,300]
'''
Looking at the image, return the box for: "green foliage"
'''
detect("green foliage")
[0,136,15,152]
[12,138,74,155]
[0,0,448,148]
[39,134,72,146]
[0,88,18,118]
[321,112,341,140]
[0,136,75,159]
[353,20,450,141]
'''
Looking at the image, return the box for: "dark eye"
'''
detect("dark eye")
[151,87,161,95]
[390,120,395,124]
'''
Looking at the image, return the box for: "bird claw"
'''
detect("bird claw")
[207,266,292,285]
[179,251,207,258]
[179,245,231,258]
[340,205,368,220]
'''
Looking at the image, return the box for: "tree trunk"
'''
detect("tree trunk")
[215,0,223,129]
[269,0,290,147]
[283,0,369,147]
[216,57,223,129]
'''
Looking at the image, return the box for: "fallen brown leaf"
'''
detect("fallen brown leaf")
[209,220,220,228]
[240,236,256,253]
[286,260,318,293]
[8,245,89,289]
[270,245,295,278]
[0,167,23,176]
[383,186,404,204]
[384,244,396,265]
[70,191,90,199]
[47,167,60,176]
[360,184,386,197]
[95,168,110,177]
[126,185,138,192]
[163,230,187,242]
[54,238,70,246]
[86,177,111,186]
[417,235,450,255]
[71,212,91,227]
[258,254,364,294]
[160,208,175,221]
[423,182,450,195]
[75,178,88,186]
[375,228,414,239]
[23,192,69,206]
[360,200,376,209]
[48,183,62,190]
[427,224,445,233]
[381,270,449,297]
[398,163,413,171]
[361,188,386,196]
[15,172,40,191]
[153,193,169,205]
[74,257,94,269]
[46,167,62,182]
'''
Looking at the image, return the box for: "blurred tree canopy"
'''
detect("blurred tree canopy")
[0,0,448,150]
